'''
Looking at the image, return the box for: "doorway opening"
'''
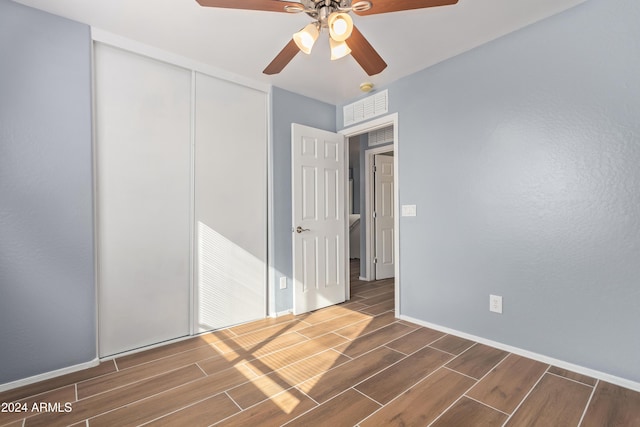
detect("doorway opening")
[348,142,395,281]
[341,113,399,315]
[288,114,399,316]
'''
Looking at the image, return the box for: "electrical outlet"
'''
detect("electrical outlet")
[279,277,287,290]
[490,294,503,314]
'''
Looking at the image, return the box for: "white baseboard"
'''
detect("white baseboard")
[400,314,640,393]
[0,358,100,393]
[358,276,369,281]
[270,310,293,318]
[100,333,205,361]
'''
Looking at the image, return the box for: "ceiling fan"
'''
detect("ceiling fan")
[195,0,459,76]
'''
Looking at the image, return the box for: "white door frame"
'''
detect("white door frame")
[339,113,399,315]
[367,147,394,281]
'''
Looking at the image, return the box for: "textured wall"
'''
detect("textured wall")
[271,87,336,313]
[0,0,95,384]
[340,0,640,382]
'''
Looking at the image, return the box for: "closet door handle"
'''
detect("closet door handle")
[295,226,310,234]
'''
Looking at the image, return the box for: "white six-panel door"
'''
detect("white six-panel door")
[292,124,347,315]
[374,154,395,279]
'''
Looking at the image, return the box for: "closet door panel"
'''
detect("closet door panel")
[194,72,267,332]
[95,44,191,357]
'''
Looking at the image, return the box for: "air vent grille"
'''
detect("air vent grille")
[343,90,388,127]
[368,125,393,146]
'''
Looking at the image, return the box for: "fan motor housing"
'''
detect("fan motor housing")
[302,0,348,19]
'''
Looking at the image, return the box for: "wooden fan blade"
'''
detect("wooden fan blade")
[196,0,301,13]
[263,39,299,74]
[346,26,387,76]
[354,0,458,16]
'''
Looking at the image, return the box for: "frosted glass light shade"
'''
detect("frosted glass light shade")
[330,38,351,60]
[293,23,319,54]
[328,12,353,42]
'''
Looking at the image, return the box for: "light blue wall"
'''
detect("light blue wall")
[271,87,336,313]
[0,0,95,384]
[339,0,640,382]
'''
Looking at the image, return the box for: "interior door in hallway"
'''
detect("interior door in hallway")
[374,153,395,279]
[292,123,347,315]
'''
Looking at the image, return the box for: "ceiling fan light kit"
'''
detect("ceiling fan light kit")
[293,10,354,62]
[196,0,459,75]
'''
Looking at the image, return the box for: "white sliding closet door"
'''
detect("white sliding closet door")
[194,72,267,332]
[95,44,191,357]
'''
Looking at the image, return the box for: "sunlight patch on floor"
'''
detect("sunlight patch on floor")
[234,365,300,414]
[268,389,303,414]
[229,311,373,414]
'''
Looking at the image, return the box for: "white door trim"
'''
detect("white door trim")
[339,113,400,316]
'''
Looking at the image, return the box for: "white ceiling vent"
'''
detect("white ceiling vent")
[368,125,394,146]
[343,90,388,127]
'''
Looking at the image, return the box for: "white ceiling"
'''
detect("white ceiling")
[14,0,588,104]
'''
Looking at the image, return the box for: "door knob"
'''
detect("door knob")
[295,226,310,233]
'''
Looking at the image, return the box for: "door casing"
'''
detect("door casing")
[340,113,400,316]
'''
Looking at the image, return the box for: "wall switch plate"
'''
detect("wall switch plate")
[490,294,503,314]
[279,277,287,290]
[401,204,417,217]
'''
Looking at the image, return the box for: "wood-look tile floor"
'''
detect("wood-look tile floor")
[2,261,640,427]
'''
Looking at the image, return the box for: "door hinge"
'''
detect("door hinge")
[373,165,377,172]
[373,211,377,218]
[374,257,378,264]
